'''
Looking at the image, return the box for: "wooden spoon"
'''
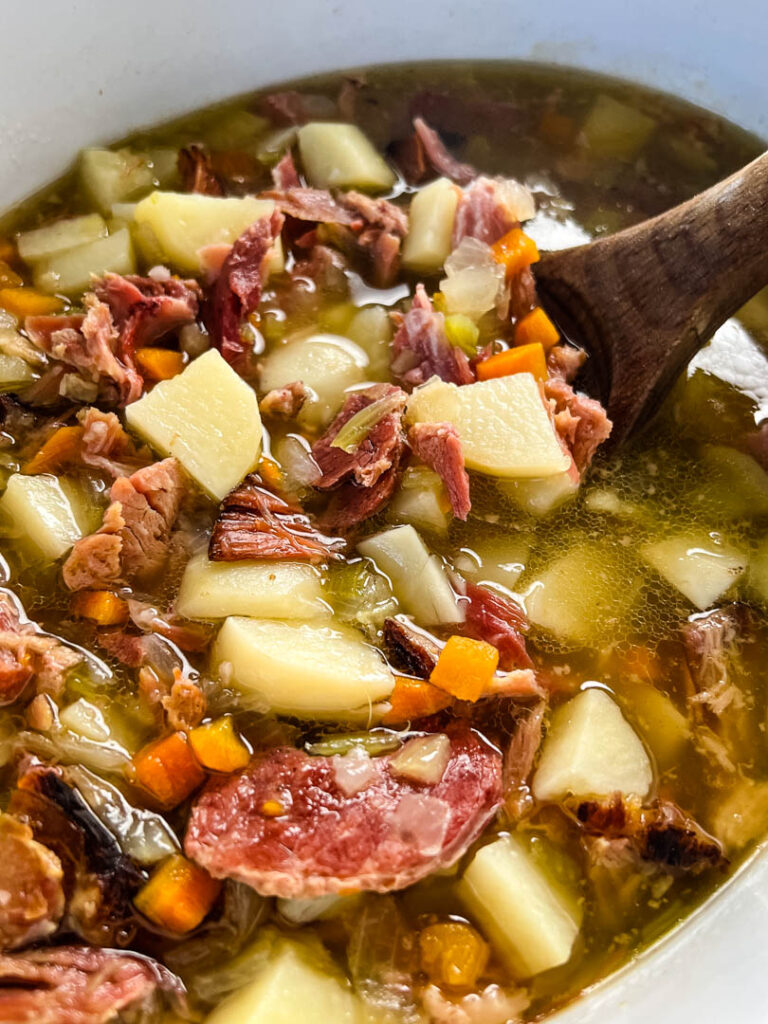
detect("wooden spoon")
[533,151,768,443]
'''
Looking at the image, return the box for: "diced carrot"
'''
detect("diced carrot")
[135,347,185,381]
[22,425,84,475]
[258,456,284,491]
[189,716,251,773]
[260,799,286,817]
[0,287,64,317]
[382,676,453,725]
[134,854,221,934]
[538,109,577,147]
[430,636,499,703]
[0,261,22,289]
[476,342,547,382]
[419,921,489,989]
[490,228,540,277]
[71,590,130,626]
[129,732,206,809]
[514,307,560,350]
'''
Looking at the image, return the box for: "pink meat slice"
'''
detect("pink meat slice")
[391,284,475,390]
[185,721,502,898]
[408,421,471,520]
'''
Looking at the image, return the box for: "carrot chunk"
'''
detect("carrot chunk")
[430,636,499,702]
[476,342,547,382]
[514,306,560,350]
[0,261,22,289]
[382,676,453,725]
[490,228,540,277]
[129,732,206,809]
[0,287,64,317]
[71,590,130,626]
[189,717,251,773]
[23,425,85,475]
[419,921,489,989]
[134,854,221,933]
[134,348,185,381]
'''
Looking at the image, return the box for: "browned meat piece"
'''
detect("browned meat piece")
[547,343,586,383]
[682,604,747,718]
[319,464,404,534]
[178,144,224,195]
[264,186,359,225]
[410,117,477,186]
[460,581,532,671]
[290,244,348,302]
[258,380,311,420]
[575,795,726,872]
[127,599,215,654]
[63,458,185,590]
[383,617,441,678]
[408,421,471,520]
[0,594,81,704]
[391,284,475,390]
[11,766,144,946]
[312,383,407,490]
[97,629,148,668]
[502,700,547,823]
[452,176,521,247]
[162,675,207,732]
[93,272,201,357]
[260,90,310,125]
[209,474,345,563]
[271,151,301,189]
[208,210,285,371]
[0,814,64,952]
[78,407,150,478]
[544,377,612,474]
[185,720,502,898]
[0,945,183,1024]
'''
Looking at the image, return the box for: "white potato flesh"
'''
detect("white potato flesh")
[204,939,360,1024]
[357,524,463,626]
[259,334,369,430]
[532,688,653,803]
[34,229,135,296]
[176,552,329,620]
[388,466,451,535]
[297,123,395,191]
[0,473,83,560]
[454,536,530,591]
[133,192,278,273]
[498,470,579,516]
[698,445,768,519]
[402,177,460,272]
[346,305,392,380]
[212,617,394,717]
[17,214,107,263]
[79,148,155,214]
[582,94,656,161]
[406,375,569,478]
[459,835,581,977]
[641,533,747,610]
[125,349,262,501]
[612,680,691,772]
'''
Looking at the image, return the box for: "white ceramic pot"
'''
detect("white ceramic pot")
[1,1,766,1020]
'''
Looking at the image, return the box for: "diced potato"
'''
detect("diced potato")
[358,525,464,626]
[277,893,360,925]
[298,123,395,191]
[459,834,582,977]
[211,617,394,717]
[259,334,368,430]
[0,472,83,559]
[612,680,692,772]
[346,305,392,381]
[454,536,530,591]
[79,148,177,215]
[125,349,262,500]
[402,177,460,272]
[204,937,361,1024]
[641,532,747,610]
[406,375,570,479]
[695,445,768,519]
[498,470,579,516]
[201,110,269,151]
[524,543,638,646]
[176,552,329,620]
[710,778,768,853]
[34,229,135,296]
[133,192,277,273]
[0,353,35,391]
[17,214,107,264]
[582,95,656,161]
[388,466,451,535]
[532,688,653,802]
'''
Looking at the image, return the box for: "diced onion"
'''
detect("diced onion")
[389,733,451,785]
[333,745,377,795]
[440,238,505,320]
[59,698,110,742]
[273,433,322,490]
[494,177,536,223]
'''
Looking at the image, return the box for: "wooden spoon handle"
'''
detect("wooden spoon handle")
[534,151,768,441]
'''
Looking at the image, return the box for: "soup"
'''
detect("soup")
[0,61,766,1024]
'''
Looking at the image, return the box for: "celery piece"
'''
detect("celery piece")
[305,731,403,757]
[0,354,35,392]
[444,313,480,356]
[331,391,405,453]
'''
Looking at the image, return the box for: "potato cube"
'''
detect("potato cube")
[34,229,135,296]
[641,532,747,610]
[402,177,460,272]
[0,473,83,560]
[298,123,395,191]
[17,214,107,264]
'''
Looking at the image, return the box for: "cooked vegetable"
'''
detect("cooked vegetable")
[641,533,747,610]
[345,304,392,380]
[134,347,185,381]
[444,313,480,356]
[0,287,64,316]
[498,469,580,516]
[453,536,530,590]
[750,536,768,605]
[459,834,582,976]
[382,677,453,725]
[358,525,464,626]
[0,472,83,559]
[23,426,84,475]
[135,854,222,934]
[59,698,111,742]
[532,688,653,802]
[430,636,499,702]
[439,238,506,319]
[388,466,451,535]
[696,444,768,518]
[490,227,540,277]
[71,590,130,626]
[406,375,570,478]
[389,733,451,784]
[419,921,489,990]
[582,94,656,160]
[189,717,252,773]
[125,349,262,500]
[277,893,360,925]
[297,123,395,190]
[129,732,207,809]
[0,353,35,390]
[0,261,22,287]
[34,228,136,296]
[79,147,178,214]
[177,552,329,621]
[476,342,547,382]
[612,679,691,771]
[212,617,394,718]
[514,307,560,348]
[16,214,108,263]
[402,177,460,272]
[259,334,369,430]
[331,390,405,452]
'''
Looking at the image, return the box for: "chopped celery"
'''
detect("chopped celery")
[0,353,35,391]
[305,731,403,757]
[444,314,480,356]
[331,391,405,452]
[34,229,135,296]
[17,213,107,263]
[326,558,397,629]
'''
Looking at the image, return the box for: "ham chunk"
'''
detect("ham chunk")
[544,377,612,474]
[411,117,477,185]
[391,284,475,390]
[452,176,527,247]
[258,380,311,420]
[408,421,471,520]
[0,594,81,704]
[92,272,201,357]
[0,815,64,952]
[185,720,502,898]
[63,458,185,590]
[178,144,223,196]
[78,407,149,478]
[460,581,532,671]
